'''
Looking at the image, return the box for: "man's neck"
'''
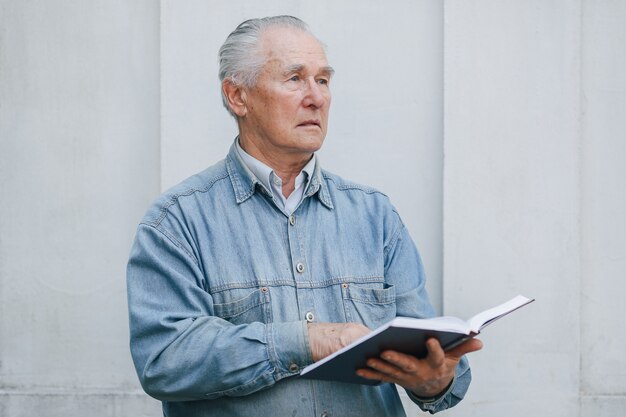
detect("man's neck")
[238,136,313,197]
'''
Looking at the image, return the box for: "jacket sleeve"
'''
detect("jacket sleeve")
[126,223,312,401]
[383,215,473,414]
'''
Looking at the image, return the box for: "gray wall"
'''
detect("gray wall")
[443,1,626,416]
[1,1,624,416]
[0,1,161,415]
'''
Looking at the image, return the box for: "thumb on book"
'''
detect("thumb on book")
[445,338,483,361]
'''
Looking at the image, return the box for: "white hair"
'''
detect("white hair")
[218,16,321,117]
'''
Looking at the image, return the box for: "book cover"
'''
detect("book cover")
[300,295,534,385]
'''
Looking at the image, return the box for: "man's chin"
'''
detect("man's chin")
[300,139,325,154]
[291,133,325,152]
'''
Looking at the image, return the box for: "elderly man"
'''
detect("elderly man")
[127,16,482,416]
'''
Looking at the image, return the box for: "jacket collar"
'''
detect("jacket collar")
[225,140,333,210]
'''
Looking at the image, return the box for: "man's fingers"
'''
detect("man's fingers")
[355,337,484,388]
[424,337,483,366]
[358,356,410,385]
[445,338,483,360]
[356,367,394,383]
[366,357,404,377]
[425,338,446,367]
[378,350,418,373]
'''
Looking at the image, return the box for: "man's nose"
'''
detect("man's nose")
[302,78,327,108]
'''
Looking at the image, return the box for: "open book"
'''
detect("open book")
[300,294,534,385]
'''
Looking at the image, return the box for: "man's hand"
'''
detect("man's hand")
[308,322,371,362]
[356,338,483,398]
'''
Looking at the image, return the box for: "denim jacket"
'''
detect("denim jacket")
[127,143,472,416]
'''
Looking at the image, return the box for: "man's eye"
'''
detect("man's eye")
[289,75,300,82]
[317,78,329,85]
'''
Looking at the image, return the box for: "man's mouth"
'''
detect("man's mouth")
[297,120,321,128]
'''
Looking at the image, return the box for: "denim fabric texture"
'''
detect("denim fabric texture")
[127,142,472,416]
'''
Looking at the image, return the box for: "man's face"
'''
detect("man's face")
[239,27,332,160]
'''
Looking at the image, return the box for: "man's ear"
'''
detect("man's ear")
[222,79,248,117]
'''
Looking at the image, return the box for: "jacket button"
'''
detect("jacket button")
[296,262,305,273]
[321,412,329,417]
[289,215,296,226]
[289,363,299,373]
[305,311,315,322]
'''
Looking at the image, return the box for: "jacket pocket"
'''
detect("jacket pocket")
[341,282,396,329]
[212,287,271,325]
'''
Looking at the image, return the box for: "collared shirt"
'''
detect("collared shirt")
[127,141,472,417]
[235,137,316,216]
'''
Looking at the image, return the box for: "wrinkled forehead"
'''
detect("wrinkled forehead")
[258,26,329,66]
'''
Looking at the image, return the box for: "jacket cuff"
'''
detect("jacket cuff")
[266,321,312,381]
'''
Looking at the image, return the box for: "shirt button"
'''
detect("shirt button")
[289,363,299,373]
[289,215,296,226]
[296,262,305,273]
[305,311,315,322]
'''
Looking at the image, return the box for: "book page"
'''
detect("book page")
[391,315,471,334]
[467,295,534,333]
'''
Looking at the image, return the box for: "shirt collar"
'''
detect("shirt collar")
[235,138,316,198]
[226,138,333,209]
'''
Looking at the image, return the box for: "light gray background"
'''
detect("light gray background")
[1,1,624,416]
